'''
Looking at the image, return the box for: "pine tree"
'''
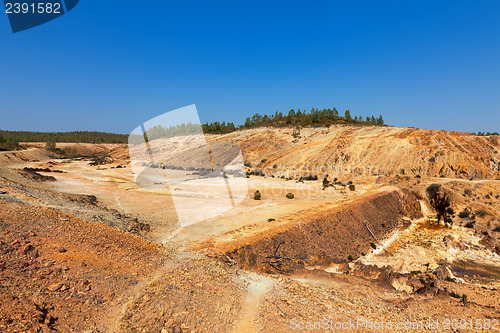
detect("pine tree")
[376,115,384,125]
[345,110,352,120]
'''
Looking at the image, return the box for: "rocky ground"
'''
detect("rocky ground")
[0,127,499,332]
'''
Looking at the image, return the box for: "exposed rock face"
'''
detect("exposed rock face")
[211,126,500,179]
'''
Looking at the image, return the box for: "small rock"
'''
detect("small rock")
[0,261,6,270]
[81,261,87,267]
[434,265,452,281]
[21,244,34,255]
[57,246,67,253]
[407,278,424,291]
[27,249,39,260]
[286,193,295,199]
[47,282,64,292]
[430,279,441,289]
[61,265,69,271]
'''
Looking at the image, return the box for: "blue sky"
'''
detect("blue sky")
[1,1,499,133]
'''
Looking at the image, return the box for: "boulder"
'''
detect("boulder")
[434,265,452,281]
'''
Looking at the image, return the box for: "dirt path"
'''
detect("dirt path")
[234,272,275,332]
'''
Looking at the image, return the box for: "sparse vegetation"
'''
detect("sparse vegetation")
[0,130,129,144]
[370,242,377,249]
[253,190,261,200]
[476,131,499,136]
[204,107,387,134]
[458,208,470,218]
[89,151,112,166]
[464,222,475,228]
[0,134,20,151]
[45,140,56,151]
[475,209,488,217]
[426,184,451,223]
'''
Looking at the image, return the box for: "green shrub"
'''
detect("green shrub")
[370,242,377,249]
[464,222,475,228]
[458,209,470,218]
[253,190,261,200]
[348,255,354,261]
[475,209,488,217]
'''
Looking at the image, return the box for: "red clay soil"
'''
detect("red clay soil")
[0,201,168,332]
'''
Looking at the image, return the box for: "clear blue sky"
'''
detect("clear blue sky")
[1,1,499,133]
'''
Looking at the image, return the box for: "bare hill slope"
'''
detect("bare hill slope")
[211,125,500,179]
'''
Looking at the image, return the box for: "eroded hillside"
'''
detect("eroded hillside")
[213,126,500,179]
[1,126,499,332]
